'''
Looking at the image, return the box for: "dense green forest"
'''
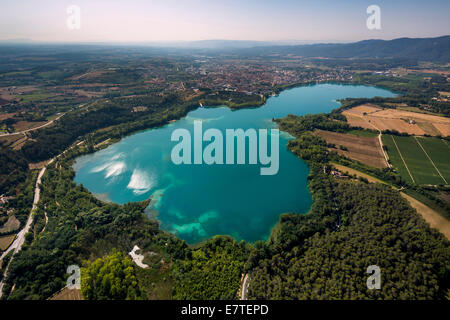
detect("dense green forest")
[173,236,249,299]
[2,148,188,299]
[20,93,197,162]
[1,145,251,300]
[1,46,449,300]
[0,146,29,195]
[3,98,449,301]
[248,177,450,299]
[81,250,142,300]
[246,112,450,299]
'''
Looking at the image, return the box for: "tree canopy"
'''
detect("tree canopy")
[81,250,141,300]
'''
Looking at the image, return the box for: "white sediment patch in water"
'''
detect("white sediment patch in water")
[93,192,111,203]
[279,130,295,140]
[170,211,218,238]
[105,162,126,178]
[148,189,165,210]
[147,173,183,212]
[127,169,155,195]
[91,161,126,178]
[168,208,185,219]
[91,162,110,173]
[171,222,207,238]
[111,152,125,160]
[198,210,218,223]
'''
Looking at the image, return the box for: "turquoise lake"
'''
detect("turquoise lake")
[73,84,396,244]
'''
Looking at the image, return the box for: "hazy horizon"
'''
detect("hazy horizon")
[1,0,449,43]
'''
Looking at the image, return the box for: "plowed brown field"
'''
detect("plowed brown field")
[314,129,387,168]
[343,104,450,137]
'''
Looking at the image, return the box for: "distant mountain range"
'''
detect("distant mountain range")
[1,36,448,62]
[163,39,334,49]
[0,39,328,48]
[239,36,450,62]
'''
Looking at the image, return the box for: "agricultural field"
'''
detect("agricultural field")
[13,120,47,132]
[314,129,387,168]
[347,129,379,138]
[343,104,450,136]
[19,91,55,103]
[417,137,450,183]
[382,134,450,185]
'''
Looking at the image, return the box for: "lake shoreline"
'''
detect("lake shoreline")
[72,83,396,245]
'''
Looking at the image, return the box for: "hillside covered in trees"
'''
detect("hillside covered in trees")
[244,112,449,299]
[2,108,449,300]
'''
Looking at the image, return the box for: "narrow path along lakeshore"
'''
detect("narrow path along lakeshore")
[0,139,85,297]
[0,162,50,297]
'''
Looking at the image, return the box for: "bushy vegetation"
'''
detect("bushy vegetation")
[2,149,186,300]
[173,236,249,300]
[275,113,350,137]
[0,146,29,195]
[81,250,141,300]
[247,114,450,299]
[21,93,195,162]
[1,51,449,301]
[248,179,450,299]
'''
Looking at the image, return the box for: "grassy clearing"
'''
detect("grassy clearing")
[347,129,379,138]
[136,264,174,300]
[400,192,450,240]
[404,188,450,221]
[0,215,20,233]
[416,122,442,136]
[0,71,32,77]
[19,92,53,103]
[0,234,16,251]
[331,163,387,185]
[396,106,434,114]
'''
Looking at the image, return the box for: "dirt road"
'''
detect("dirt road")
[0,159,53,297]
[0,114,64,137]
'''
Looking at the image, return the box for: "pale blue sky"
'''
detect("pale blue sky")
[0,0,449,42]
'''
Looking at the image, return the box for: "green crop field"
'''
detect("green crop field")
[382,134,449,185]
[416,137,450,183]
[20,92,54,103]
[382,135,414,184]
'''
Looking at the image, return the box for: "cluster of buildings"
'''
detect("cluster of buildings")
[163,59,353,96]
[372,70,401,77]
